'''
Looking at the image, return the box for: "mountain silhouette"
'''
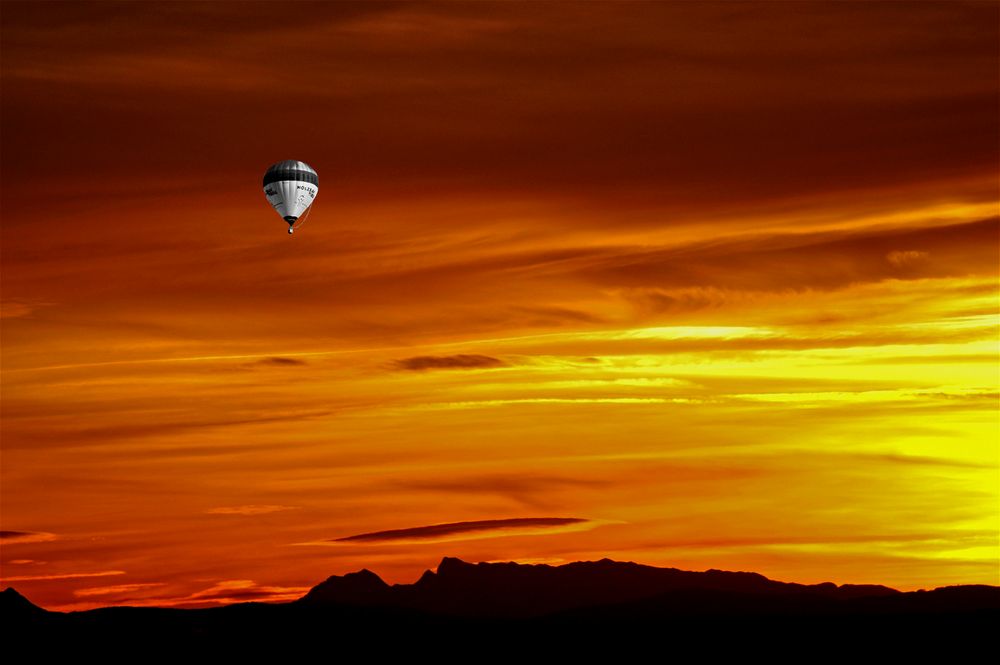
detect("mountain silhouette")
[1,586,45,617]
[4,557,998,653]
[300,556,900,617]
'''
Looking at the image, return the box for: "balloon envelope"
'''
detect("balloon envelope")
[262,160,318,226]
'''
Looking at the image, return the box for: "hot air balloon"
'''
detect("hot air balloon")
[262,160,319,235]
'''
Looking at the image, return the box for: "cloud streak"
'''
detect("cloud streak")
[392,354,508,371]
[73,582,165,597]
[2,570,124,582]
[205,505,296,516]
[62,579,309,611]
[333,518,590,543]
[0,531,57,544]
[250,357,307,367]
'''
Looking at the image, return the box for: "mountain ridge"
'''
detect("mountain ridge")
[3,556,997,652]
[297,555,905,617]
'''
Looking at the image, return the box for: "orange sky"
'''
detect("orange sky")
[1,1,998,611]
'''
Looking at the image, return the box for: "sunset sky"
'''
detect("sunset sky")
[1,1,997,611]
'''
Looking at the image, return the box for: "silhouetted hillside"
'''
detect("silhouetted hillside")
[1,586,45,617]
[4,557,997,654]
[300,556,900,616]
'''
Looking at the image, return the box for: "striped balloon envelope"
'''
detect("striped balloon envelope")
[262,160,319,235]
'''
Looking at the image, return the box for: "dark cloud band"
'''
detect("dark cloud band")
[392,354,507,371]
[334,517,587,542]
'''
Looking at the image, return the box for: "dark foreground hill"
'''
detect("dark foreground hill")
[3,557,998,654]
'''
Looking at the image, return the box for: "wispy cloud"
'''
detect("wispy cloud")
[392,354,508,371]
[74,582,165,597]
[60,579,309,611]
[332,517,591,543]
[2,570,124,582]
[6,410,333,449]
[0,531,57,544]
[248,357,307,367]
[145,580,309,609]
[205,505,296,516]
[0,299,54,319]
[581,218,998,297]
[887,250,929,268]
